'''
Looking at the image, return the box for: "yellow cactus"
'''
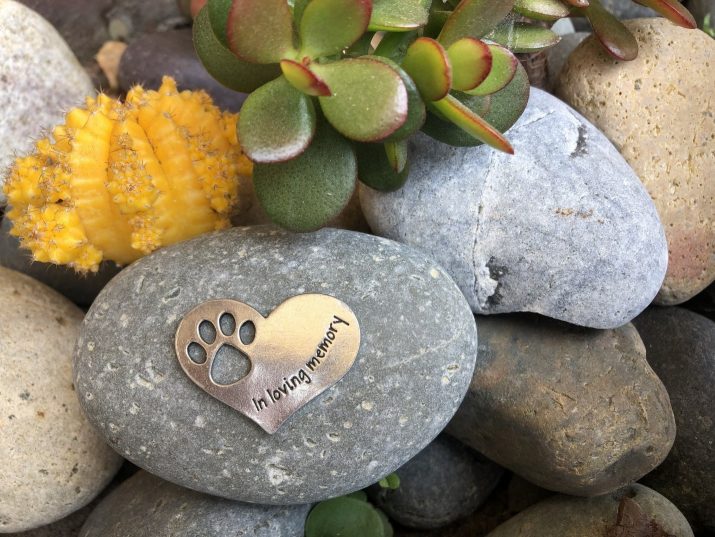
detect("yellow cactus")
[4,76,253,272]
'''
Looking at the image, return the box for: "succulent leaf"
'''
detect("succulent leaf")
[572,0,638,60]
[299,0,373,58]
[401,37,452,101]
[193,6,281,92]
[447,37,492,91]
[280,59,332,96]
[368,0,431,31]
[305,496,392,537]
[253,121,357,232]
[430,94,514,153]
[513,0,570,20]
[313,58,409,142]
[357,141,410,191]
[207,0,231,46]
[562,0,589,5]
[632,0,696,28]
[464,43,517,96]
[438,0,515,46]
[292,0,311,25]
[227,0,297,63]
[368,56,426,141]
[238,76,316,162]
[487,21,561,53]
[422,62,529,146]
[373,31,418,62]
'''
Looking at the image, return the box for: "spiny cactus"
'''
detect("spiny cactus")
[194,0,695,232]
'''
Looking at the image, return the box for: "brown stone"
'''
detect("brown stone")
[556,18,715,305]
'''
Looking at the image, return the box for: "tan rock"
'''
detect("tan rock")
[556,18,715,305]
[0,268,122,532]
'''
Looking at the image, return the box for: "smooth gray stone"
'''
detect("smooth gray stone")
[486,484,693,537]
[360,88,667,329]
[546,32,590,91]
[446,314,675,497]
[634,307,715,534]
[119,29,247,112]
[79,471,310,537]
[369,435,503,530]
[0,218,121,307]
[0,0,94,204]
[74,227,477,504]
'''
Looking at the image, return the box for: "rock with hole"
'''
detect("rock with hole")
[360,88,667,329]
[446,314,675,496]
[73,226,477,504]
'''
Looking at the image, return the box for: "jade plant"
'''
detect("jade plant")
[305,491,393,537]
[194,0,695,232]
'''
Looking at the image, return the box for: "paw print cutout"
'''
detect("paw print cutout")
[175,295,360,434]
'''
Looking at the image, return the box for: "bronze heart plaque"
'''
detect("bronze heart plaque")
[175,294,360,434]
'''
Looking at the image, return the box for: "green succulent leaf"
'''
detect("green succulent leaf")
[633,0,696,28]
[378,472,402,489]
[313,58,409,142]
[430,94,513,153]
[253,120,357,232]
[447,37,492,91]
[207,0,231,46]
[373,31,418,63]
[438,0,515,46]
[280,59,331,96]
[238,76,316,162]
[357,141,410,192]
[369,0,431,31]
[305,496,392,537]
[368,56,426,141]
[572,0,637,60]
[227,0,297,63]
[464,43,517,96]
[291,0,310,25]
[422,61,529,146]
[193,6,280,92]
[487,21,561,53]
[401,37,452,101]
[346,491,369,502]
[513,0,570,21]
[300,0,372,58]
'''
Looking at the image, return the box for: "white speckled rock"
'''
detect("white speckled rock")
[0,0,94,205]
[74,227,477,504]
[557,19,715,305]
[79,472,310,537]
[360,88,668,329]
[0,267,122,533]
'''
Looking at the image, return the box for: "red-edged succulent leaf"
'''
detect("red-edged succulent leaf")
[207,0,230,46]
[299,0,372,58]
[513,0,570,20]
[438,0,516,46]
[357,140,410,192]
[401,37,452,101]
[487,21,561,53]
[373,31,418,63]
[573,0,638,60]
[447,38,492,91]
[430,94,513,153]
[313,58,409,142]
[465,44,518,96]
[633,0,696,28]
[280,59,331,96]
[227,0,296,63]
[193,6,281,92]
[191,0,209,18]
[238,76,316,162]
[369,0,431,31]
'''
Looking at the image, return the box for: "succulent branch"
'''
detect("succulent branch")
[193,0,696,231]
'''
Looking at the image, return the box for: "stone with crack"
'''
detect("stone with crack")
[360,88,667,329]
[446,314,676,497]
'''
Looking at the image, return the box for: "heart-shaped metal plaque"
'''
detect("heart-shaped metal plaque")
[175,294,360,434]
